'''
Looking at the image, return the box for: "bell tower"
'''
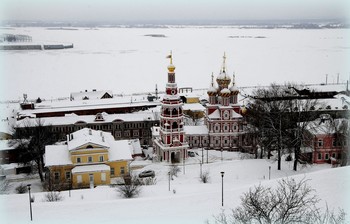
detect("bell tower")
[153,51,189,163]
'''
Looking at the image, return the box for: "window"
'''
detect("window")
[101,173,106,182]
[88,156,93,163]
[332,139,336,147]
[77,157,81,163]
[99,156,104,162]
[65,172,71,180]
[325,153,329,160]
[233,125,237,131]
[332,152,336,159]
[54,172,60,181]
[317,139,323,147]
[133,130,139,137]
[317,153,322,160]
[111,168,115,176]
[77,175,82,184]
[224,124,229,131]
[120,167,125,175]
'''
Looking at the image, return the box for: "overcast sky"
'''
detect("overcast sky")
[1,0,349,23]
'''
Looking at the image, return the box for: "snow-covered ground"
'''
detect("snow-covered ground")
[1,27,349,101]
[1,150,348,224]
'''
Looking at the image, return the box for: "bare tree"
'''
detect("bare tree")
[116,175,142,198]
[246,83,320,171]
[246,84,292,170]
[183,109,204,126]
[212,178,346,224]
[9,119,58,182]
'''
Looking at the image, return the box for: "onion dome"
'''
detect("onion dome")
[220,88,231,97]
[207,73,218,96]
[229,72,239,95]
[167,63,175,73]
[167,51,176,72]
[241,105,247,115]
[216,53,231,89]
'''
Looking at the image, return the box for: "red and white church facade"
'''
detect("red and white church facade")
[153,53,254,163]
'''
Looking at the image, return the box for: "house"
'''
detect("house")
[45,128,133,190]
[301,115,349,165]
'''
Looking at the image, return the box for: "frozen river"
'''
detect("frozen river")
[1,27,349,101]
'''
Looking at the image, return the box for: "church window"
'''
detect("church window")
[172,122,178,129]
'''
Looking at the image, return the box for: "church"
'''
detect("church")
[152,53,255,163]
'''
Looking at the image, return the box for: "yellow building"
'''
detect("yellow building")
[45,128,133,190]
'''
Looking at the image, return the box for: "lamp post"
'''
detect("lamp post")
[168,171,171,191]
[220,172,224,207]
[27,184,33,221]
[269,166,271,180]
[183,151,185,175]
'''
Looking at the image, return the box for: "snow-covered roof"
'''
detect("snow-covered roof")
[305,118,349,135]
[184,125,208,135]
[151,126,160,136]
[71,164,110,174]
[70,90,113,101]
[45,145,73,166]
[232,110,243,118]
[16,112,157,127]
[208,109,221,119]
[67,128,112,151]
[129,139,142,155]
[0,140,15,151]
[18,98,160,118]
[182,103,205,111]
[109,140,133,161]
[45,128,132,166]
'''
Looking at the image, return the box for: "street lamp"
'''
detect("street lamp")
[168,171,171,191]
[220,172,225,207]
[27,184,33,221]
[200,162,203,177]
[269,166,271,180]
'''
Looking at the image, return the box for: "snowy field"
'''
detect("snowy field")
[1,150,349,224]
[1,27,349,101]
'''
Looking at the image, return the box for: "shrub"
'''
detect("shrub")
[116,175,142,198]
[0,179,11,194]
[200,171,210,183]
[140,177,157,186]
[15,183,28,194]
[44,191,63,202]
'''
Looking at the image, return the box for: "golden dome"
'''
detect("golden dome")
[167,64,175,73]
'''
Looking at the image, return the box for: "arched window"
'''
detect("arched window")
[172,122,178,129]
[172,108,178,115]
[86,145,93,149]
